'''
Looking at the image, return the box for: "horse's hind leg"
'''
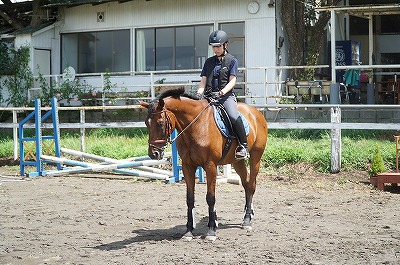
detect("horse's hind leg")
[233,153,261,230]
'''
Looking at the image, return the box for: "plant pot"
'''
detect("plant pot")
[370,176,378,187]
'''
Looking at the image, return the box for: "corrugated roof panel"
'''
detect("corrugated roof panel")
[11,22,54,35]
[45,0,133,7]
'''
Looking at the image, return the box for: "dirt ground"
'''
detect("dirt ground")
[1,164,400,265]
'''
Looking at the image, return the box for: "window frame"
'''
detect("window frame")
[135,24,214,71]
[61,29,130,74]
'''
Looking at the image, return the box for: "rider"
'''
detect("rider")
[196,30,249,159]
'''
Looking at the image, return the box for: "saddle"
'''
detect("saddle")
[213,104,250,138]
[210,101,250,160]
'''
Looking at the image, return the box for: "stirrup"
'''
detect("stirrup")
[235,145,249,159]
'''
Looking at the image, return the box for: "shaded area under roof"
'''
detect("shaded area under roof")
[318,4,400,18]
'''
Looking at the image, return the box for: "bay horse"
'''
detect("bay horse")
[140,87,268,241]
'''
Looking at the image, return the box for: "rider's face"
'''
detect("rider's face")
[212,45,224,57]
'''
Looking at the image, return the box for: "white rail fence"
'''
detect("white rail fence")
[2,104,400,173]
[2,63,400,172]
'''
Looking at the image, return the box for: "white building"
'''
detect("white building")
[2,0,400,106]
[8,0,277,105]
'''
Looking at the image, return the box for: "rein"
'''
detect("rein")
[149,102,211,149]
[170,102,211,143]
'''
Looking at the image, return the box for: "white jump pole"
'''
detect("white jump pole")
[41,155,169,176]
[136,165,174,177]
[112,168,169,180]
[59,148,174,178]
[61,148,172,163]
[44,166,169,180]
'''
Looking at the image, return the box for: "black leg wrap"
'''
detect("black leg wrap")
[208,209,218,229]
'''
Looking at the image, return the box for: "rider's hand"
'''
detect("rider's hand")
[194,93,203,100]
[210,92,220,99]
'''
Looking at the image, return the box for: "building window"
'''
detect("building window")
[220,22,245,95]
[136,24,213,71]
[220,22,245,67]
[61,29,130,73]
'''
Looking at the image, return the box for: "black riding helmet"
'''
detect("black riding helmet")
[209,30,228,46]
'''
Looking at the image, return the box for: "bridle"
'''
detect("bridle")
[148,108,174,152]
[148,102,211,151]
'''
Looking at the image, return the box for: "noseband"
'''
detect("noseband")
[148,108,174,151]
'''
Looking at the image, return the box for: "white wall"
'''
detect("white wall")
[60,0,274,32]
[14,0,277,104]
[55,0,276,104]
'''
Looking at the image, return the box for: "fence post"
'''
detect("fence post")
[150,72,156,99]
[13,110,18,160]
[80,109,85,153]
[330,106,341,173]
[367,83,374,104]
[330,83,340,104]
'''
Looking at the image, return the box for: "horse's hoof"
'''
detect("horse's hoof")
[241,224,253,231]
[204,228,217,241]
[242,218,252,230]
[204,235,217,241]
[181,231,194,241]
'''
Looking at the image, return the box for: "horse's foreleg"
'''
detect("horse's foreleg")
[182,164,197,241]
[204,164,218,241]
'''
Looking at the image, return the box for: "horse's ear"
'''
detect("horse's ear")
[157,99,165,110]
[140,101,149,109]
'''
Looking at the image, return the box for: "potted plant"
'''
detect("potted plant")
[367,145,385,186]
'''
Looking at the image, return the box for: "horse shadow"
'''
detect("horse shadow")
[94,217,242,250]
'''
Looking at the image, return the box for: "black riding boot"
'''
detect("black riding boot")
[233,117,249,159]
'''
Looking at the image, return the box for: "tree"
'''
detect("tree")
[0,0,24,30]
[0,0,55,31]
[281,0,341,79]
[31,0,49,26]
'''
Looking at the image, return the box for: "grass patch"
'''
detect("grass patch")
[1,128,399,174]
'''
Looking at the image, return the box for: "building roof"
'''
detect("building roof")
[11,22,54,35]
[44,0,133,7]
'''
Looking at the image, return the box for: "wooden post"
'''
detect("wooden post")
[331,107,341,173]
[395,135,400,173]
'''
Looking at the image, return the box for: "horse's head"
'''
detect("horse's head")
[141,99,175,160]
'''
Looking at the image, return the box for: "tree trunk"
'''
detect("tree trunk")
[281,0,305,79]
[31,0,47,26]
[280,0,341,80]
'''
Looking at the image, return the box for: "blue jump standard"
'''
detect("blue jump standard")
[18,97,204,183]
[19,98,61,177]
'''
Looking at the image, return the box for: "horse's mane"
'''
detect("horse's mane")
[157,87,199,101]
[148,87,199,113]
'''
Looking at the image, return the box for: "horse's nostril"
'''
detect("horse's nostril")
[152,151,160,159]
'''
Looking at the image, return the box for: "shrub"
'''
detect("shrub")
[367,145,385,177]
